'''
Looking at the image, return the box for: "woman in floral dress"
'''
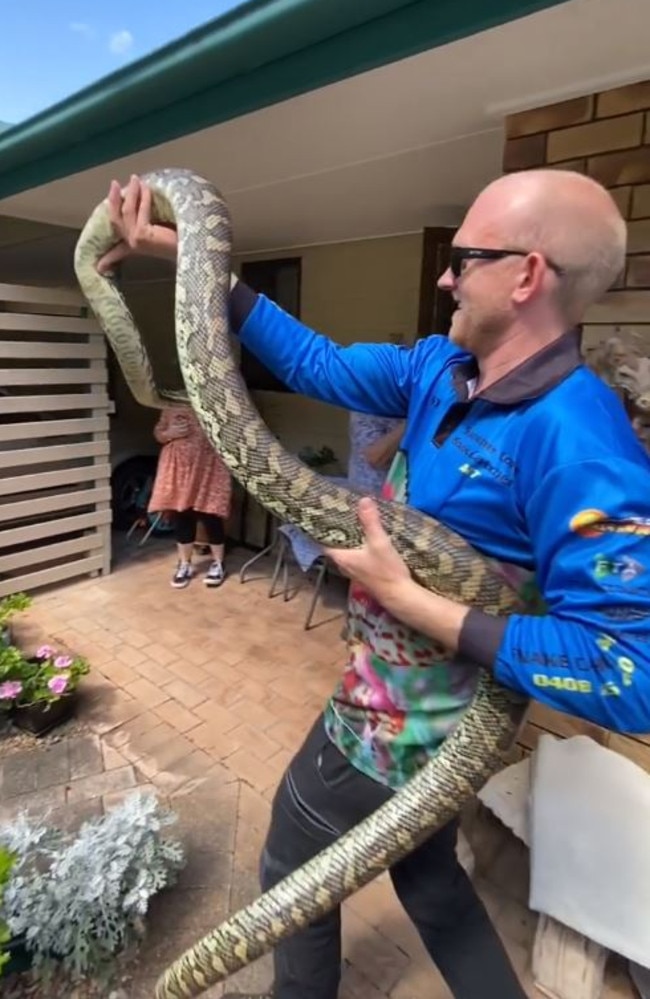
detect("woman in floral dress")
[148,404,232,588]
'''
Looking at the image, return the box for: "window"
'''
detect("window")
[239,257,301,392]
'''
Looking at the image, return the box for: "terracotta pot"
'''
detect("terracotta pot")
[12,693,77,737]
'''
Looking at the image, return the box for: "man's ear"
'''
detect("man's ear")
[512,252,547,305]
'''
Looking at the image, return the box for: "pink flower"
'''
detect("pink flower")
[0,681,23,700]
[47,674,69,696]
[36,644,56,660]
[54,655,73,669]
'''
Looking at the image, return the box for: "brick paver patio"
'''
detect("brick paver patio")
[0,536,636,998]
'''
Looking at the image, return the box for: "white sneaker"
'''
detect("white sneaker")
[171,561,194,588]
[204,560,226,587]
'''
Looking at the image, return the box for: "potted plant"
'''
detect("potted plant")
[0,593,31,648]
[0,793,185,984]
[0,643,90,736]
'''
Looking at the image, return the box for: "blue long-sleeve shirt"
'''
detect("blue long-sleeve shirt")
[231,287,650,780]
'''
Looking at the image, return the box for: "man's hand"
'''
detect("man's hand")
[96,176,178,275]
[324,497,411,604]
[324,496,471,653]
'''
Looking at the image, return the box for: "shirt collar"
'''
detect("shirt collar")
[452,328,583,405]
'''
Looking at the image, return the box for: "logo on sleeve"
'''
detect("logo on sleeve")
[570,509,650,538]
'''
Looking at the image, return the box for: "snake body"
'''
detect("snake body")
[73,168,529,999]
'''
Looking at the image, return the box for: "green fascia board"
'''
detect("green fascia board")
[0,0,568,200]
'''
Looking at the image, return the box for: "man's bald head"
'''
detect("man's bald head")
[464,168,627,322]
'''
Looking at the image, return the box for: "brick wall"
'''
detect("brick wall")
[503,80,650,354]
[502,81,650,772]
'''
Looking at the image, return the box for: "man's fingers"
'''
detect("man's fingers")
[122,175,141,243]
[136,183,153,234]
[106,180,124,231]
[356,497,384,538]
[96,241,129,275]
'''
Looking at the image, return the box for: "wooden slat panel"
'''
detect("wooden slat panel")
[0,417,108,443]
[0,486,111,524]
[608,734,650,772]
[0,314,99,335]
[0,392,109,413]
[0,283,84,307]
[0,340,106,360]
[0,510,111,547]
[526,701,610,744]
[1,533,103,572]
[0,462,111,497]
[0,554,104,599]
[0,440,110,469]
[1,367,108,386]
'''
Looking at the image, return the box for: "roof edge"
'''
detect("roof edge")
[0,0,569,201]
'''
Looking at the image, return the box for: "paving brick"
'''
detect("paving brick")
[227,747,278,793]
[1,748,38,797]
[125,676,171,708]
[67,764,137,803]
[154,699,201,734]
[68,733,104,779]
[0,784,66,821]
[102,741,130,771]
[35,740,71,790]
[163,677,208,710]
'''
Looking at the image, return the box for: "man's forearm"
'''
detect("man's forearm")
[382,576,505,668]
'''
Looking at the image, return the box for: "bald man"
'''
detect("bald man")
[99,169,650,999]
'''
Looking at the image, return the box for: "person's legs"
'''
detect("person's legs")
[390,824,526,999]
[171,509,197,587]
[199,513,227,586]
[224,715,525,999]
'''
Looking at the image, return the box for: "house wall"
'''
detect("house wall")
[503,79,650,354]
[503,79,650,772]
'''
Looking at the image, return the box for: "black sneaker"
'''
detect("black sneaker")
[204,560,226,587]
[171,561,194,588]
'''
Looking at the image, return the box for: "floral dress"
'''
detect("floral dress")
[148,405,232,518]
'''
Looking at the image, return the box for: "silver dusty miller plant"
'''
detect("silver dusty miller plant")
[0,791,185,981]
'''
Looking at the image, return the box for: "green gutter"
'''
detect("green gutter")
[0,0,569,200]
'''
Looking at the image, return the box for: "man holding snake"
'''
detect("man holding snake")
[97,167,650,999]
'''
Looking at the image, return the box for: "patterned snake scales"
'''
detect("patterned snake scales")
[74,168,530,999]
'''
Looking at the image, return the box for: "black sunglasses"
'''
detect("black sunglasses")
[448,246,564,279]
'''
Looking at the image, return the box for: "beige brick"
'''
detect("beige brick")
[625,255,650,288]
[610,185,632,218]
[632,183,650,219]
[585,289,650,324]
[164,677,208,710]
[547,113,644,163]
[502,133,547,172]
[588,147,650,187]
[547,157,586,174]
[124,676,170,708]
[597,80,650,118]
[629,219,650,253]
[193,698,242,733]
[227,747,278,793]
[505,95,593,138]
[192,719,246,760]
[154,699,201,734]
[67,765,136,803]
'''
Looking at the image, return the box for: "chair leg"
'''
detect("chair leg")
[304,559,327,630]
[139,513,161,546]
[268,536,287,598]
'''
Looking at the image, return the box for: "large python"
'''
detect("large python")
[74,168,530,999]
